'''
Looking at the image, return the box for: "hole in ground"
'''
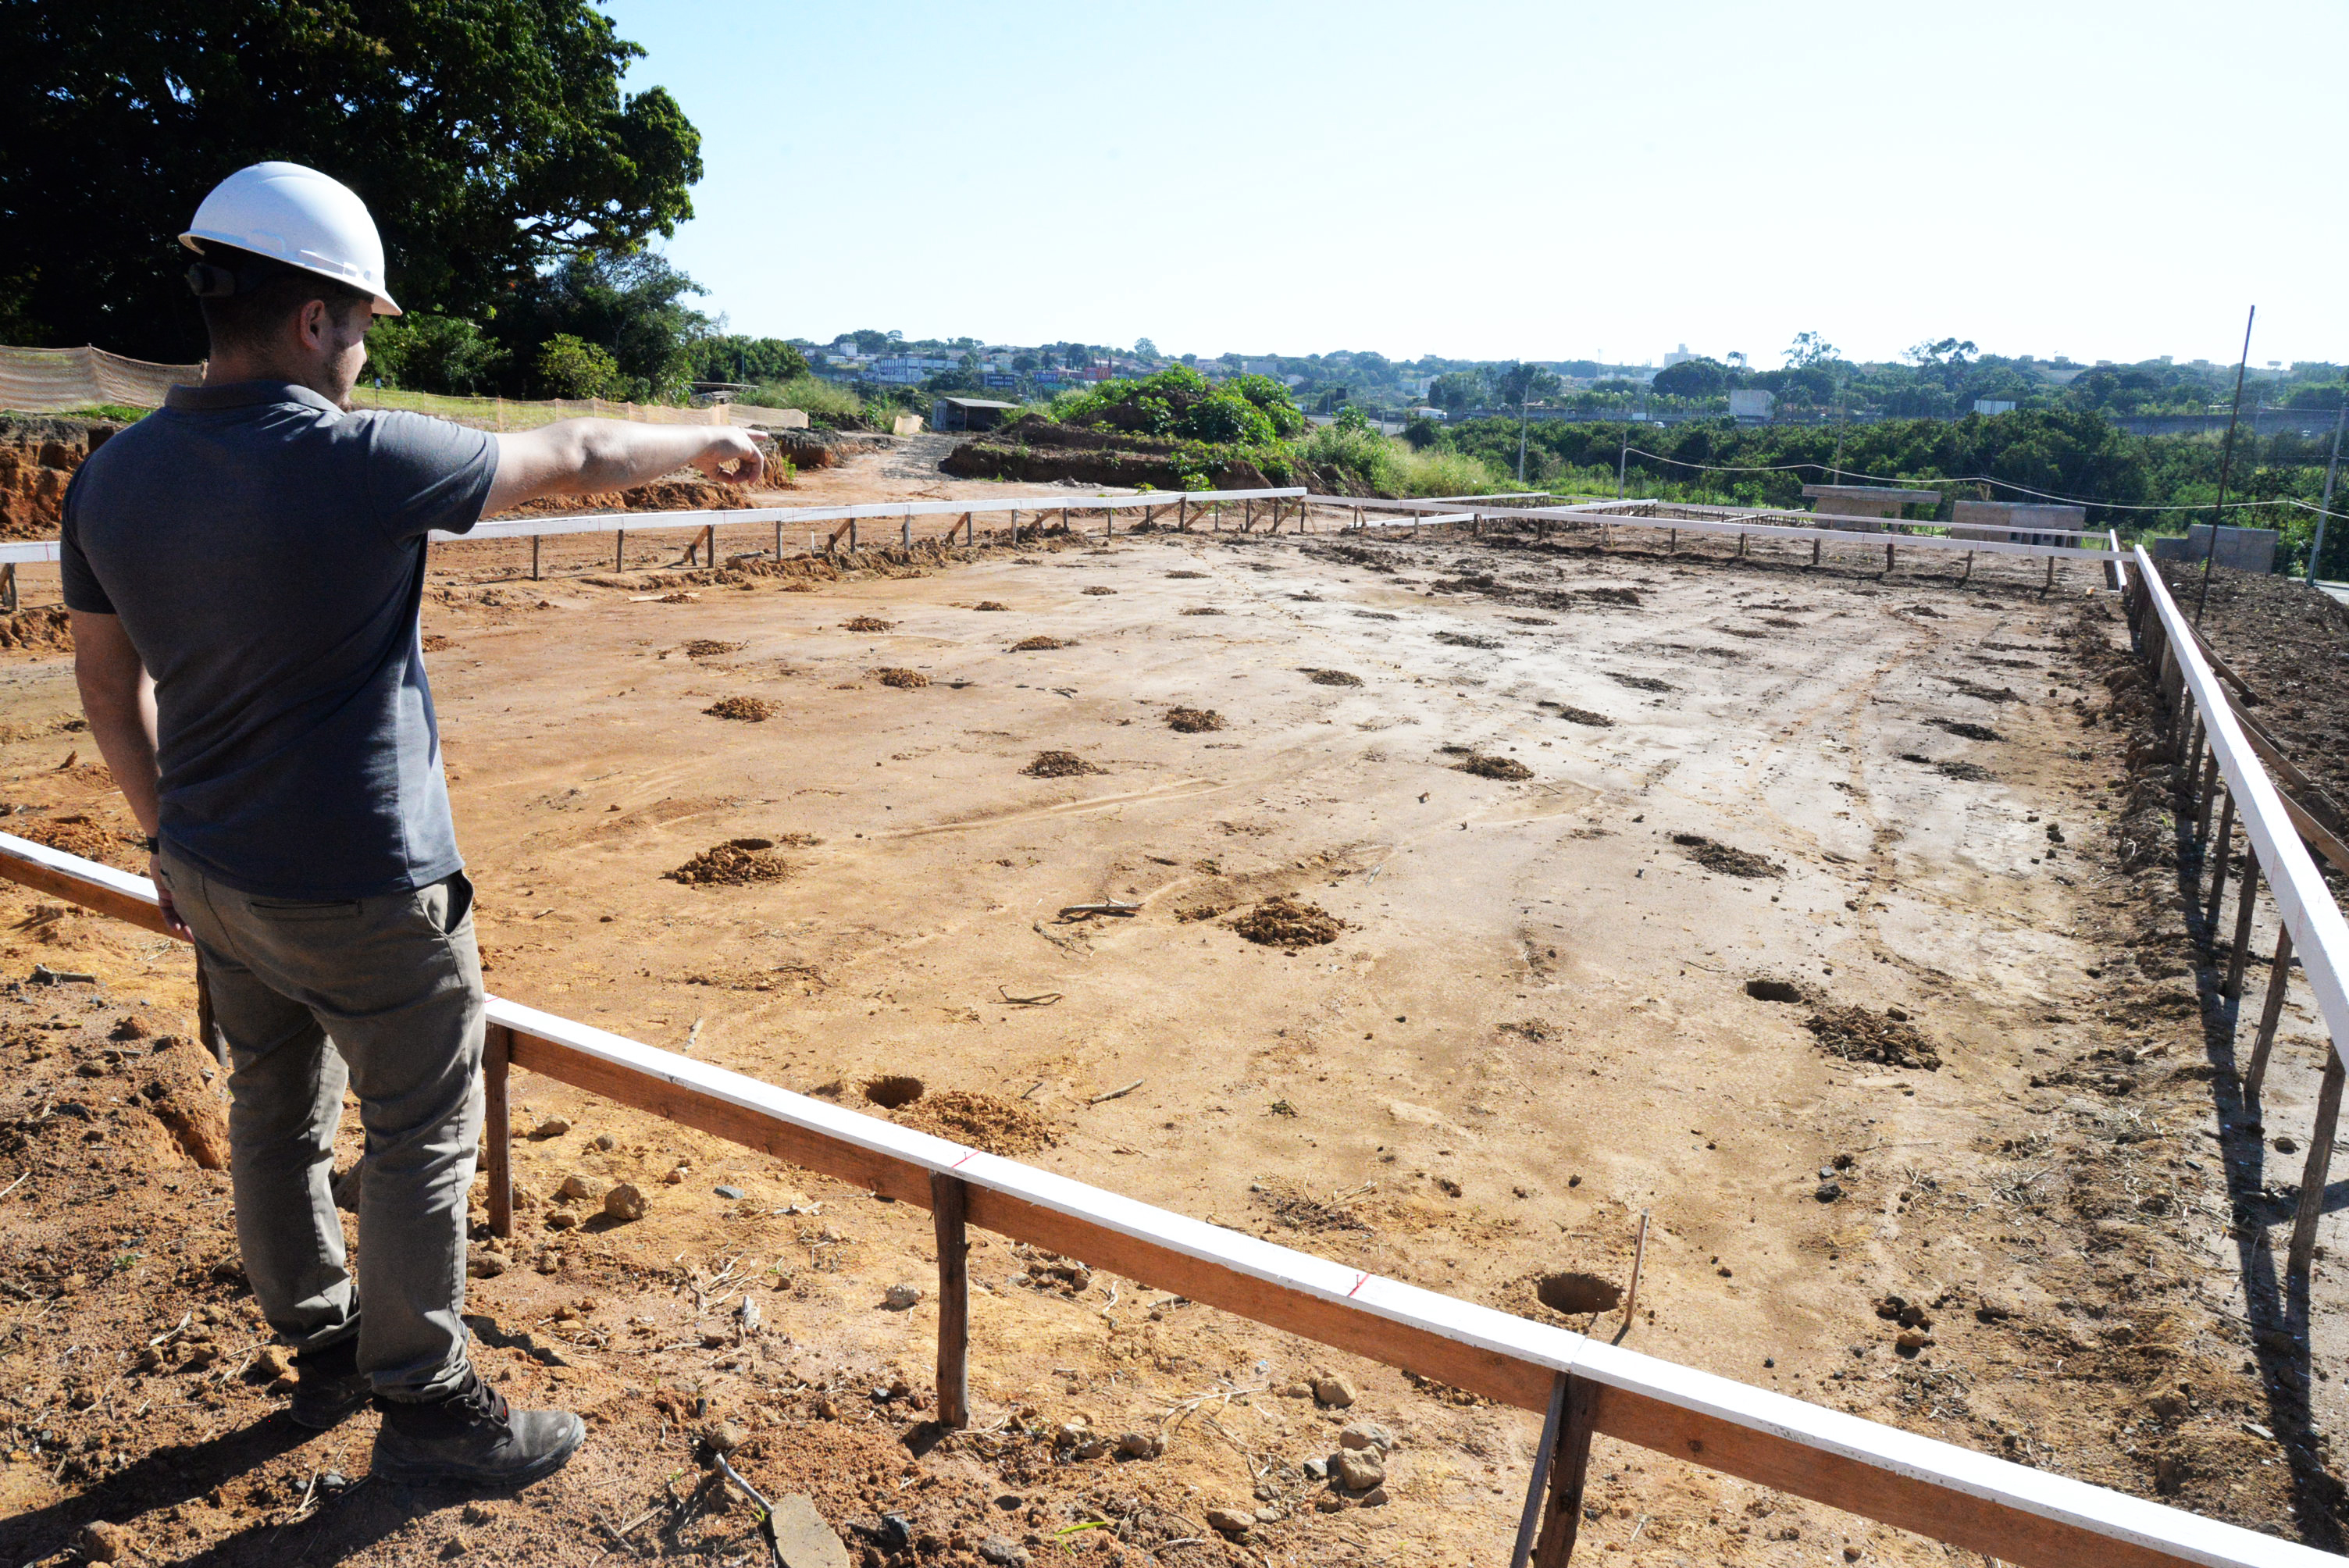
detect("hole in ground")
[863,1075,925,1110]
[1537,1272,1622,1316]
[1745,978,1803,1003]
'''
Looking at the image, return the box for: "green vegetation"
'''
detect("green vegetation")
[533,335,623,399]
[5,2,700,362]
[1422,409,2347,577]
[746,376,862,419]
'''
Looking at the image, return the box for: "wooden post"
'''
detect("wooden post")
[1510,1373,1570,1568]
[2287,1051,2345,1281]
[931,1171,970,1428]
[1622,1210,1650,1327]
[615,529,625,571]
[1105,505,1114,539]
[2244,925,2297,1107]
[2203,793,2236,930]
[2043,553,2057,593]
[963,513,974,546]
[2,563,16,611]
[1737,532,1748,558]
[485,1024,513,1240]
[902,513,912,551]
[1960,550,1973,584]
[775,519,784,560]
[704,523,716,567]
[1011,508,1018,543]
[848,519,858,553]
[530,535,540,582]
[2224,847,2262,999]
[1528,1375,1602,1567]
[1244,499,1253,532]
[1178,495,1188,530]
[2194,743,2221,841]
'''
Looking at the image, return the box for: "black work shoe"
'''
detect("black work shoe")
[289,1335,372,1431]
[370,1369,584,1488]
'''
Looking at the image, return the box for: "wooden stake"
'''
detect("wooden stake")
[775,519,784,561]
[1960,549,1973,584]
[530,535,540,582]
[963,512,974,546]
[1178,495,1188,530]
[2244,925,2297,1106]
[2288,1052,2345,1281]
[705,523,716,566]
[1529,1375,1601,1567]
[615,529,625,571]
[1623,1210,1650,1327]
[2043,552,2057,593]
[2203,793,2236,930]
[1738,532,1748,558]
[1886,540,1896,575]
[485,1024,513,1240]
[1510,1373,1570,1568]
[901,514,912,551]
[2224,846,2262,998]
[932,1171,970,1428]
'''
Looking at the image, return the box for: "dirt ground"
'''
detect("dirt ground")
[1,446,2345,1566]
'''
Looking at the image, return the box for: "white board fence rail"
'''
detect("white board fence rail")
[0,832,2329,1568]
[2123,548,2349,1283]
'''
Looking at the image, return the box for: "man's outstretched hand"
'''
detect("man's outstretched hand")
[693,429,765,486]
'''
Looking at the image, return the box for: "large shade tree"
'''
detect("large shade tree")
[0,0,702,359]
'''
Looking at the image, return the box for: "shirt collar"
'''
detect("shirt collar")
[165,380,344,415]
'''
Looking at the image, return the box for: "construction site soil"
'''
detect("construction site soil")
[0,446,2345,1566]
[2160,561,2349,815]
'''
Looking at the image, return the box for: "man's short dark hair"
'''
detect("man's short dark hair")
[192,242,374,355]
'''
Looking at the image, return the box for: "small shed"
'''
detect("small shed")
[1800,484,1941,532]
[932,397,1018,433]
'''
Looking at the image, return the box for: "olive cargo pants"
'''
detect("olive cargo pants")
[158,850,483,1402]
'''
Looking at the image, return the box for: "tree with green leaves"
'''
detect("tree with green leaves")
[0,1,704,359]
[1784,332,1839,369]
[535,334,621,399]
[489,251,709,400]
[365,313,509,395]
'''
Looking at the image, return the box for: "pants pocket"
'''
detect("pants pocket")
[438,870,474,936]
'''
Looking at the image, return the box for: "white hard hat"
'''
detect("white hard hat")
[180,162,401,316]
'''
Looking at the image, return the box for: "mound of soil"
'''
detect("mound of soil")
[875,668,929,689]
[1233,894,1345,949]
[0,413,117,538]
[1010,636,1068,651]
[0,606,75,653]
[842,616,895,633]
[895,1090,1058,1156]
[421,633,456,652]
[1023,750,1101,778]
[1583,586,1644,606]
[1179,607,1224,616]
[1081,586,1117,597]
[1902,753,1994,782]
[683,640,743,658]
[1454,754,1532,781]
[666,839,793,886]
[1927,718,2003,742]
[1607,672,1672,692]
[1165,707,1225,733]
[2168,562,2349,813]
[1166,570,1209,579]
[1543,704,1614,727]
[1944,677,2023,704]
[489,473,749,521]
[20,814,141,869]
[1299,668,1362,686]
[1671,832,1783,878]
[973,601,1009,612]
[704,697,776,722]
[1807,1004,1943,1070]
[1434,632,1502,650]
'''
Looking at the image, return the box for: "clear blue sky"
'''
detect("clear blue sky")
[601,0,2347,369]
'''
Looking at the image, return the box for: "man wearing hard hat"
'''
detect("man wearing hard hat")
[59,162,761,1487]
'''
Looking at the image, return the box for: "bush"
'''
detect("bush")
[747,375,861,417]
[1053,367,1303,448]
[536,334,623,399]
[367,313,508,395]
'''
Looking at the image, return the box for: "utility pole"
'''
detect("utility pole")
[2312,398,2345,587]
[1517,390,1531,484]
[2195,305,2256,627]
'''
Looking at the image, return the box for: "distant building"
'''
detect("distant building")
[1662,344,1695,368]
[931,397,1018,433]
[1973,398,2017,415]
[1728,388,1775,421]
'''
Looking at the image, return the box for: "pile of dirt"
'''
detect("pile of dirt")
[874,668,929,689]
[0,606,74,653]
[1179,606,1226,617]
[1608,672,1672,693]
[1010,636,1068,651]
[1233,894,1345,948]
[1299,668,1362,687]
[1927,718,2003,742]
[1453,754,1532,781]
[703,697,776,722]
[842,616,895,633]
[1433,632,1502,650]
[19,814,141,869]
[973,601,1009,612]
[1806,1004,1943,1070]
[1165,707,1225,733]
[488,473,749,520]
[2169,562,2349,812]
[665,838,793,886]
[894,1090,1058,1156]
[421,633,456,653]
[0,413,117,539]
[1671,832,1783,878]
[1082,585,1117,597]
[1541,702,1613,727]
[1023,750,1101,778]
[1166,570,1208,579]
[682,640,742,658]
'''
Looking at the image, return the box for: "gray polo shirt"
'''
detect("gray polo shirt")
[61,380,496,901]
